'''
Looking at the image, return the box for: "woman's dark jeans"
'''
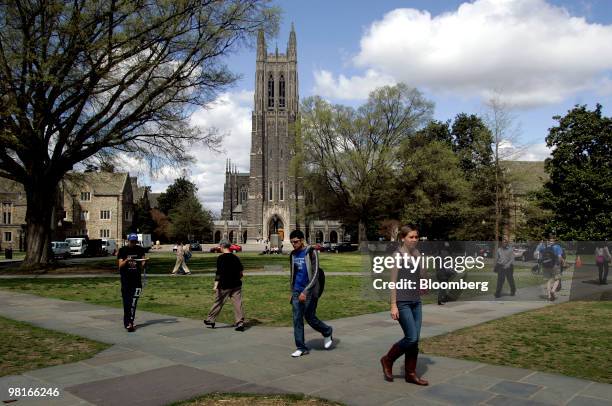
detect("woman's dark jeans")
[395,300,422,352]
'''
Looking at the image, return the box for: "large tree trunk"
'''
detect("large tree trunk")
[358,220,367,248]
[21,179,59,269]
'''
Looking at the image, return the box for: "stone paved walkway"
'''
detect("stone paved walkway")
[0,287,611,406]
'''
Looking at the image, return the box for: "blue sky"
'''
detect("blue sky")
[128,0,612,214]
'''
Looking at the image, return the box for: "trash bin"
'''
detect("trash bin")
[5,248,13,259]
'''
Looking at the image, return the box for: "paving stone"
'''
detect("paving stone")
[158,327,210,338]
[446,373,503,390]
[485,394,553,406]
[456,307,495,314]
[472,365,535,381]
[567,395,612,406]
[66,365,246,406]
[581,383,612,401]
[416,383,493,405]
[489,381,543,398]
[82,349,148,367]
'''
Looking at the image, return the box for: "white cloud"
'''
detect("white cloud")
[312,69,396,100]
[119,90,253,215]
[316,0,612,106]
[512,142,551,161]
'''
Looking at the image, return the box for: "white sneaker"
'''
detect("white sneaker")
[291,349,309,357]
[324,334,333,349]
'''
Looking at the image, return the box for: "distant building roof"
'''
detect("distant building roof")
[130,176,147,202]
[148,193,161,209]
[502,161,548,196]
[65,172,129,196]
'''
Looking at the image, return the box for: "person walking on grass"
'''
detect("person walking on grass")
[539,234,564,301]
[494,238,516,298]
[118,233,147,332]
[171,242,191,275]
[203,242,245,331]
[380,224,429,386]
[288,230,333,357]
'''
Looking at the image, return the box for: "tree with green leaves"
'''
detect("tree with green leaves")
[169,195,213,242]
[0,0,279,267]
[398,138,471,240]
[538,104,612,240]
[157,177,198,215]
[301,84,434,242]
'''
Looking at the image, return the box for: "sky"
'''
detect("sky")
[123,0,612,216]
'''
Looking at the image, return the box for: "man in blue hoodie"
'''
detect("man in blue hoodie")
[289,230,333,357]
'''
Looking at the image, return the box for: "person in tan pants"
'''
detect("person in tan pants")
[204,242,245,331]
[171,242,191,275]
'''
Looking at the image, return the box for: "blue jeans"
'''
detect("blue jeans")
[396,300,422,352]
[292,292,333,351]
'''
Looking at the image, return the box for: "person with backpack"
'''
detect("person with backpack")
[171,242,191,275]
[380,224,429,386]
[594,242,611,285]
[539,234,564,301]
[288,229,333,357]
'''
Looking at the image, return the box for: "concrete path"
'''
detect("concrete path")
[0,288,611,406]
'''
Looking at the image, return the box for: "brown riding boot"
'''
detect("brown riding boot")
[380,344,404,382]
[405,347,429,386]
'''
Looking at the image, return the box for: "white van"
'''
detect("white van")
[102,239,117,255]
[51,241,70,259]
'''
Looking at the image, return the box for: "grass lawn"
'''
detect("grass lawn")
[171,393,342,406]
[0,315,110,377]
[421,300,612,384]
[0,276,388,326]
[0,252,363,274]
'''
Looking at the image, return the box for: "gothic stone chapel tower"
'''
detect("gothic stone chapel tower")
[246,25,303,244]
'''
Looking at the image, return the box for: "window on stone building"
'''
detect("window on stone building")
[62,210,68,220]
[80,211,89,221]
[269,181,273,201]
[100,210,111,220]
[4,232,12,242]
[279,74,285,108]
[81,229,88,236]
[100,229,110,238]
[267,73,274,108]
[279,181,284,201]
[2,203,11,224]
[124,210,131,221]
[80,191,91,201]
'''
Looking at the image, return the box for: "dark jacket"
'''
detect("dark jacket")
[215,253,243,290]
[289,245,321,298]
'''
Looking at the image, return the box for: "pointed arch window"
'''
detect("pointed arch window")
[267,74,274,108]
[269,181,273,201]
[279,74,286,108]
[279,181,284,201]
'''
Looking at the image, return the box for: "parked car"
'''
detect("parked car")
[209,243,242,253]
[333,242,357,253]
[101,239,117,256]
[513,244,528,261]
[189,242,202,251]
[314,242,332,252]
[51,241,70,259]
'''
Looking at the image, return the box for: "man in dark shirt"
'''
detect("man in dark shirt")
[117,233,147,332]
[203,242,245,331]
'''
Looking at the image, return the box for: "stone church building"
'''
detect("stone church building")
[213,27,342,246]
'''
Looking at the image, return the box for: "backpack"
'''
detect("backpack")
[184,250,192,261]
[541,245,557,268]
[308,248,325,297]
[292,247,326,297]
